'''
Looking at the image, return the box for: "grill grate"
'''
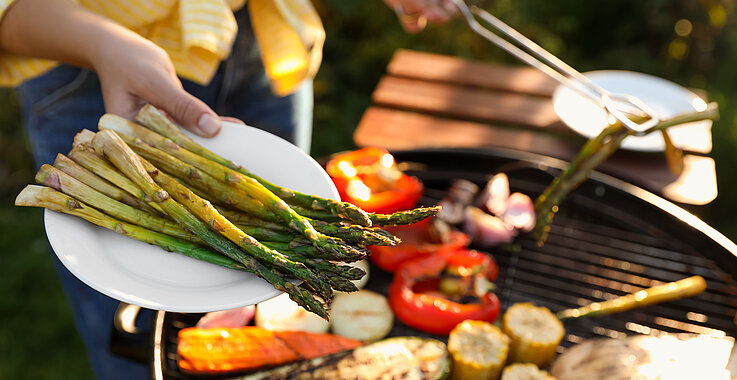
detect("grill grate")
[153,148,737,379]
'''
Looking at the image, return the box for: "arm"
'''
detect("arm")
[0,0,223,137]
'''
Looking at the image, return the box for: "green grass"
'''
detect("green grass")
[2,1,737,378]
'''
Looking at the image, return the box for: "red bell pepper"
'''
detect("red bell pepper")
[326,147,423,214]
[388,249,500,335]
[369,217,470,272]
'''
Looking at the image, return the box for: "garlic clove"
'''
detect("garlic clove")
[481,173,510,216]
[504,192,536,232]
[464,206,516,246]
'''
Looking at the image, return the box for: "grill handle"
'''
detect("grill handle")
[557,276,707,321]
[110,302,152,363]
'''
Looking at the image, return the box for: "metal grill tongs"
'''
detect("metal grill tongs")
[451,0,662,136]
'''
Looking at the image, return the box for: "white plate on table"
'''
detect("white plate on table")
[552,70,712,152]
[44,122,339,313]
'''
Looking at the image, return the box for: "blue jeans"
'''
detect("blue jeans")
[16,7,312,380]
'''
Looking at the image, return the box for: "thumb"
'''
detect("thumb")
[154,87,221,137]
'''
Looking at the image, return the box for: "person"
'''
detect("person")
[0,0,455,378]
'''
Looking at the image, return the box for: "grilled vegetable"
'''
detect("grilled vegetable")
[325,146,424,214]
[389,248,500,335]
[556,275,707,321]
[255,294,330,333]
[549,334,734,380]
[502,303,564,368]
[447,320,509,380]
[236,337,450,380]
[329,289,393,342]
[177,327,361,374]
[501,363,556,380]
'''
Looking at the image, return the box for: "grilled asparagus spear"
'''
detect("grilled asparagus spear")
[134,104,372,226]
[533,103,719,243]
[293,204,441,227]
[15,185,243,271]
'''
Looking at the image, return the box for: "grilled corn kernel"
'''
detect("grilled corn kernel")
[448,320,510,380]
[502,303,564,368]
[501,363,557,380]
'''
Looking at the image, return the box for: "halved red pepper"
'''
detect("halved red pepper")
[326,147,423,214]
[388,249,500,335]
[369,217,470,272]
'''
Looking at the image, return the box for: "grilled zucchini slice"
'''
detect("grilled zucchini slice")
[238,336,450,380]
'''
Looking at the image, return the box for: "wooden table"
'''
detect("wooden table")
[354,49,717,206]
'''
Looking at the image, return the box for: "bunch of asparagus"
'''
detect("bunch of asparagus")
[15,104,439,319]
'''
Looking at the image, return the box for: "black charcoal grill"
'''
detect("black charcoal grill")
[148,148,737,379]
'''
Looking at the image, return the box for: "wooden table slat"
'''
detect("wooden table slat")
[372,76,563,130]
[388,49,558,97]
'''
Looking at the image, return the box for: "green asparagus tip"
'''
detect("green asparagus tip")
[336,203,372,227]
[369,205,441,227]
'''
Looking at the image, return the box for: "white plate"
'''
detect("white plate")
[44,122,339,312]
[552,70,712,152]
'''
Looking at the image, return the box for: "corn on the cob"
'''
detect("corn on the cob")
[502,303,564,368]
[448,319,510,380]
[501,363,557,380]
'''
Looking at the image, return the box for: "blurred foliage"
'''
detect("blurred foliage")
[1,0,737,378]
[0,90,94,379]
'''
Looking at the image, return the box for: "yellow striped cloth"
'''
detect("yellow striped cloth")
[0,0,324,96]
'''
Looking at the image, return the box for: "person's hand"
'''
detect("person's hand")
[91,32,226,137]
[0,0,236,138]
[383,0,458,33]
